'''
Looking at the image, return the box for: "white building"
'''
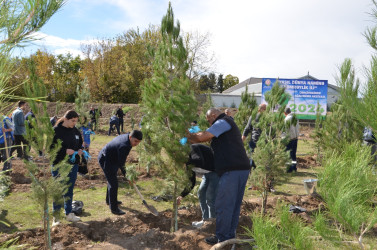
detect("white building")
[211,74,340,108]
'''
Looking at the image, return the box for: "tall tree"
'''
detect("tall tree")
[141,2,197,232]
[217,74,224,93]
[223,74,239,90]
[184,30,217,82]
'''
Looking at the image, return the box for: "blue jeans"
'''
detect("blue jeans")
[52,164,78,215]
[198,172,219,220]
[215,170,250,242]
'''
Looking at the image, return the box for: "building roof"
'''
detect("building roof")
[222,74,340,94]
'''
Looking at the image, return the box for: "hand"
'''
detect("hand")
[176,196,182,206]
[66,149,74,155]
[241,135,246,142]
[1,128,5,132]
[77,149,83,156]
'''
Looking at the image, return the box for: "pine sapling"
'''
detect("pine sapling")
[141,2,198,232]
[250,81,290,215]
[24,62,72,250]
[234,85,257,133]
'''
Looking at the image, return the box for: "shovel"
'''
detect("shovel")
[131,182,159,216]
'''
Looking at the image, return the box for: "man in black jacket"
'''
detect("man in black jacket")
[98,130,142,215]
[116,106,125,132]
[188,108,250,245]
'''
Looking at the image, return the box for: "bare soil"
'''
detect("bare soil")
[1,154,323,249]
[0,103,324,249]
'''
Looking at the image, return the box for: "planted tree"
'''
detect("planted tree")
[141,2,197,232]
[245,202,315,249]
[313,59,363,155]
[24,62,72,249]
[234,85,257,133]
[318,142,377,249]
[250,82,290,214]
[198,91,214,130]
[74,79,90,127]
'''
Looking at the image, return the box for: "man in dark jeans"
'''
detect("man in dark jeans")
[188,108,250,245]
[11,101,29,160]
[98,130,142,215]
[116,106,125,132]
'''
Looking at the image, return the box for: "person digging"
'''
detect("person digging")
[98,130,142,215]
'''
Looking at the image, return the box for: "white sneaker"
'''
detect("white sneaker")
[66,213,81,222]
[192,220,204,228]
[52,217,60,227]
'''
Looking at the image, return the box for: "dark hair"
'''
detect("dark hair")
[18,101,26,107]
[285,107,291,114]
[55,110,79,127]
[192,121,197,124]
[130,130,143,140]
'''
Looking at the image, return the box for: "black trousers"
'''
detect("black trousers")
[286,139,298,162]
[99,156,119,211]
[119,119,124,132]
[108,122,120,136]
[12,135,29,159]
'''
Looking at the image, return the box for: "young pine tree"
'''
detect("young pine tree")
[250,81,290,215]
[141,2,197,232]
[74,79,90,128]
[198,91,214,130]
[24,62,71,249]
[234,85,257,133]
[314,59,363,156]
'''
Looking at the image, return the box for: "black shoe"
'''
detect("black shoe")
[205,235,219,245]
[106,200,122,205]
[111,208,125,215]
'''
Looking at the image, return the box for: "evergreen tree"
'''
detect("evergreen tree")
[198,92,214,130]
[74,78,91,127]
[313,59,363,156]
[217,74,224,93]
[141,2,198,232]
[250,81,290,214]
[234,85,257,133]
[24,62,71,249]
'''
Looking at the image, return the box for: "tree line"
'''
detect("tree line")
[8,26,239,103]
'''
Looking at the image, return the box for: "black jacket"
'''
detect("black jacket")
[52,122,83,165]
[98,134,132,175]
[210,114,250,176]
[116,108,125,120]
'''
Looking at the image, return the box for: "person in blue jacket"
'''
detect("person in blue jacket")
[0,115,14,171]
[98,130,142,215]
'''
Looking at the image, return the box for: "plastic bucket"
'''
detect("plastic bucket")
[303,179,318,195]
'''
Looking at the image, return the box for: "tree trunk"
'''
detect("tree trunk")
[262,175,268,215]
[170,182,178,232]
[44,193,52,250]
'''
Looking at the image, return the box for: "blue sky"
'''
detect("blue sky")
[18,0,374,85]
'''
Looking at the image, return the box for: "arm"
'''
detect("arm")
[187,131,214,143]
[242,116,253,140]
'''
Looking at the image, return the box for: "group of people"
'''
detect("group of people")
[2,101,302,246]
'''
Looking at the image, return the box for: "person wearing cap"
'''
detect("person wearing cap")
[284,107,299,173]
[98,130,143,215]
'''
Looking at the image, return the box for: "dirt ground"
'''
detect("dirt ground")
[0,103,324,249]
[0,154,323,250]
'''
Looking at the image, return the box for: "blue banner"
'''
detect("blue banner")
[261,78,328,119]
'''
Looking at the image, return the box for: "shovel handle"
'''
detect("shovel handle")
[132,182,145,201]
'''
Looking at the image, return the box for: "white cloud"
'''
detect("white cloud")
[32,0,375,85]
